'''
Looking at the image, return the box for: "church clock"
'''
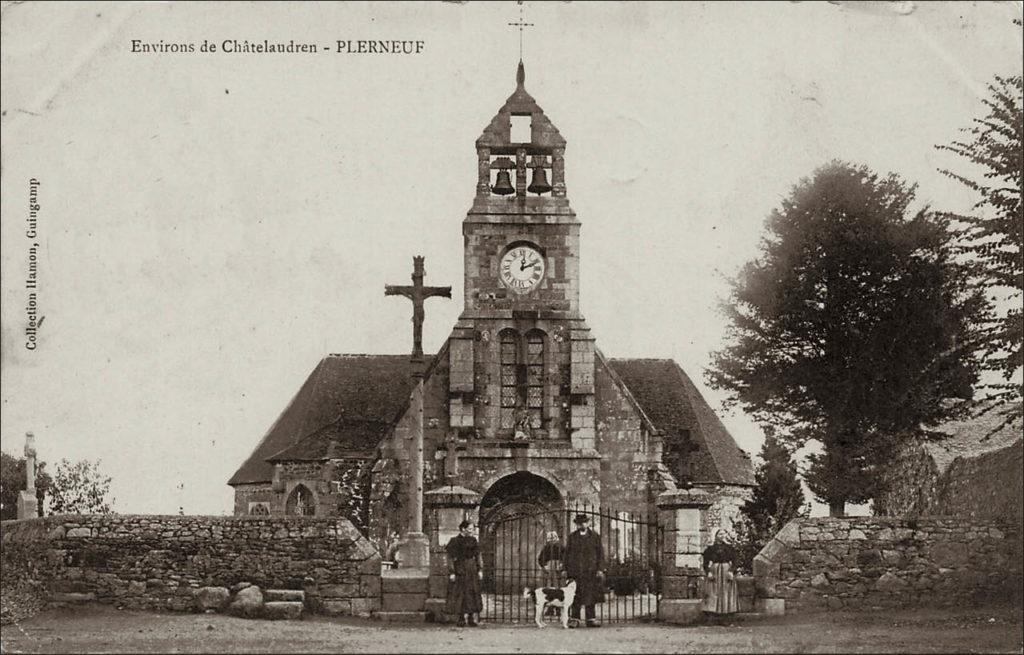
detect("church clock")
[499,244,545,293]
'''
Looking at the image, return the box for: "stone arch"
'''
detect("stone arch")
[479,468,571,508]
[478,471,564,592]
[285,483,316,516]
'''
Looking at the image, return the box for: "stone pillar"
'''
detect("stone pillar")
[423,485,481,623]
[394,372,430,570]
[569,328,595,450]
[17,432,39,520]
[656,487,711,624]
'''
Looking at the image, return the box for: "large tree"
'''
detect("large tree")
[47,459,114,515]
[937,73,1023,423]
[708,161,986,516]
[0,451,52,520]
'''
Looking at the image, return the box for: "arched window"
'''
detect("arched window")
[525,330,545,429]
[498,328,546,431]
[499,329,519,429]
[286,484,315,516]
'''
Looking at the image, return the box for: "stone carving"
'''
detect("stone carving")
[513,407,532,441]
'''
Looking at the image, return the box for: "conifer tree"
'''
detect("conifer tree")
[732,435,806,570]
[709,161,986,515]
[937,72,1023,424]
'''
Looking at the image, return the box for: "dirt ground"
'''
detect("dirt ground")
[1,604,1021,654]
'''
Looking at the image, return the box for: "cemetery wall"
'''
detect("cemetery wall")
[754,516,1023,612]
[0,514,381,615]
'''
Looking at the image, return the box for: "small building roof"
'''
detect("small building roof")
[228,354,428,485]
[922,403,1023,473]
[608,358,755,486]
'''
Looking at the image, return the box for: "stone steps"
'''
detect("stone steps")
[263,601,304,620]
[261,589,305,620]
[378,569,429,620]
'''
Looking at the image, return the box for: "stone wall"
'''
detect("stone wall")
[754,517,1022,612]
[876,410,1022,521]
[938,440,1023,525]
[0,515,381,616]
[595,357,659,514]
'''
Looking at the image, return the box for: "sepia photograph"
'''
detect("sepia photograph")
[1,1,1021,653]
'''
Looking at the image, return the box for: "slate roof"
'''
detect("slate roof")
[229,353,754,488]
[607,358,755,486]
[228,354,430,485]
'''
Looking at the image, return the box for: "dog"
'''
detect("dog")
[522,579,577,628]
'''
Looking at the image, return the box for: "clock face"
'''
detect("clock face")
[500,245,545,293]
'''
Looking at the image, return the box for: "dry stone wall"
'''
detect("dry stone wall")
[754,517,1022,612]
[0,515,381,616]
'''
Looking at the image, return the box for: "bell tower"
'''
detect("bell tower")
[447,63,596,450]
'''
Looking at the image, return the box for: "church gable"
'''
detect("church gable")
[608,358,755,487]
[228,354,429,485]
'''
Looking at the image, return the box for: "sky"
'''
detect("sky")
[1,1,1021,516]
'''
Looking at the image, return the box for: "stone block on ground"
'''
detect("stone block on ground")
[194,587,230,612]
[227,585,263,618]
[755,598,785,615]
[658,598,703,625]
[262,601,303,620]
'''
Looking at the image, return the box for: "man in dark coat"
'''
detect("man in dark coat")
[565,513,604,627]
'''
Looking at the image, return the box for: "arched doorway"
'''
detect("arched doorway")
[479,472,562,594]
[285,484,315,516]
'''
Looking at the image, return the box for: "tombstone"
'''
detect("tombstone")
[17,432,39,520]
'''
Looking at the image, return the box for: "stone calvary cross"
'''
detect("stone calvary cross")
[385,256,450,569]
[385,256,452,367]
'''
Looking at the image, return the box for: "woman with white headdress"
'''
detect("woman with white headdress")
[702,529,739,617]
[537,530,566,588]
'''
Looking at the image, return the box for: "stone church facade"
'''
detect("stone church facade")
[228,63,754,555]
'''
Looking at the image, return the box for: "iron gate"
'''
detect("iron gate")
[476,502,663,624]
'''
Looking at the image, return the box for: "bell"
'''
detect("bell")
[492,169,515,195]
[527,166,551,195]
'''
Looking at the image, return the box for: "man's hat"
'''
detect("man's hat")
[573,513,590,525]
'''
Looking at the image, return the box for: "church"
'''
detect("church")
[228,62,754,556]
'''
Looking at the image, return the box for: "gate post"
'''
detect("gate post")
[423,485,481,623]
[656,487,712,624]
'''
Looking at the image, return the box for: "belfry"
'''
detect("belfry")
[228,62,754,566]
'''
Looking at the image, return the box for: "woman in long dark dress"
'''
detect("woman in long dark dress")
[702,529,739,617]
[445,519,483,627]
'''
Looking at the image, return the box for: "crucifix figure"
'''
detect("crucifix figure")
[384,256,451,569]
[385,256,452,367]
